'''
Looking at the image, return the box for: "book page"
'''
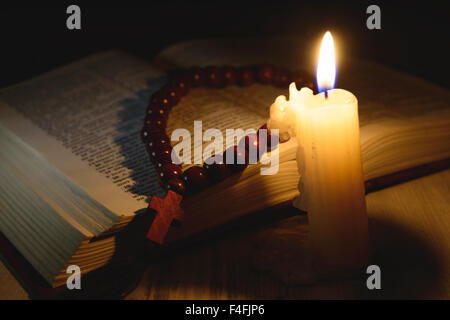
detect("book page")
[156,37,300,169]
[0,50,285,224]
[157,37,450,177]
[167,85,286,170]
[157,36,450,127]
[0,51,168,218]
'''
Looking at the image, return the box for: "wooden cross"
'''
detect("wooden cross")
[146,190,184,245]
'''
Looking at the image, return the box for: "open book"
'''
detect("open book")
[0,37,449,288]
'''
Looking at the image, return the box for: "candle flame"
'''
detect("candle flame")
[316,31,336,93]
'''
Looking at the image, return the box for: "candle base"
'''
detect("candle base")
[252,215,368,286]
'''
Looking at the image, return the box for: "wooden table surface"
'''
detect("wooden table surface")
[1,169,449,300]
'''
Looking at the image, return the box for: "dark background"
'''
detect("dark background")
[1,1,449,88]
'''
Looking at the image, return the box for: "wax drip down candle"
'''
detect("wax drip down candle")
[268,32,369,272]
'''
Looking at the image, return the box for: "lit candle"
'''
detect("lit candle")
[269,32,369,272]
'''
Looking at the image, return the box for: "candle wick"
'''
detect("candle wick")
[324,90,328,99]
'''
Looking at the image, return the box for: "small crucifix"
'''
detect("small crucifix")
[146,190,184,245]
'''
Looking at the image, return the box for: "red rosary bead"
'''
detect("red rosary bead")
[151,90,174,109]
[162,84,182,106]
[147,103,169,121]
[145,132,170,154]
[154,158,176,170]
[143,114,167,134]
[205,66,225,88]
[273,68,291,87]
[150,143,173,165]
[166,178,186,195]
[256,64,275,84]
[223,145,249,172]
[238,67,255,86]
[170,74,191,96]
[259,123,268,131]
[181,166,210,193]
[222,66,238,86]
[141,117,167,141]
[188,67,206,87]
[158,163,183,182]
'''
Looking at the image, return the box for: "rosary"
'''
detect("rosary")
[141,64,315,244]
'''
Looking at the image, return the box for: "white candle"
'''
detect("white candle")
[294,88,368,271]
[268,31,369,272]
